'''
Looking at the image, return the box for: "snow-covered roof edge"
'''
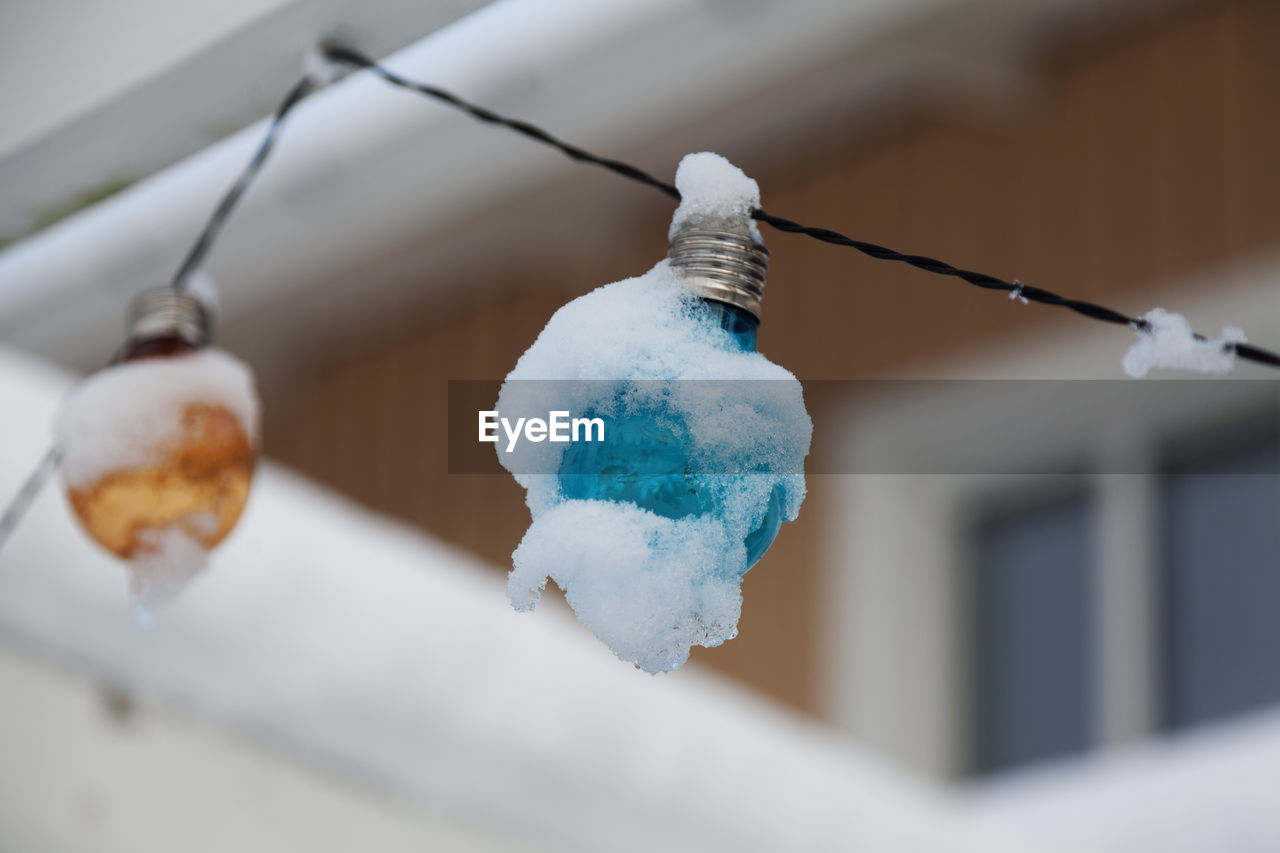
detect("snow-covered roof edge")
[0,345,1029,853]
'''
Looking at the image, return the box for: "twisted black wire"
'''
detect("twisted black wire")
[1234,342,1280,368]
[171,75,316,291]
[323,45,682,201]
[750,210,1144,328]
[325,43,1280,371]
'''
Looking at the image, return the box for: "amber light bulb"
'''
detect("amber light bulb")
[55,287,260,608]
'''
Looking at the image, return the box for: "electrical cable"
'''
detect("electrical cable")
[321,45,682,202]
[0,447,60,551]
[170,75,316,292]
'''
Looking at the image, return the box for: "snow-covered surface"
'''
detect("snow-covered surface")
[0,344,1019,853]
[966,709,1280,853]
[1122,308,1245,378]
[669,152,762,242]
[54,347,258,488]
[498,213,810,671]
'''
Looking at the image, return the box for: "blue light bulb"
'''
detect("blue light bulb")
[500,152,810,673]
[558,228,787,572]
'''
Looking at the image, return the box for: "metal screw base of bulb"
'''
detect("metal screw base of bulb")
[668,226,769,321]
[127,288,211,350]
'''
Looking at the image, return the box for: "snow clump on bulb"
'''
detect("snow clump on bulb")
[55,348,259,610]
[668,151,763,241]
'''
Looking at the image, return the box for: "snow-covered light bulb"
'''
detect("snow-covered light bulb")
[498,153,811,673]
[55,287,259,610]
[558,182,786,567]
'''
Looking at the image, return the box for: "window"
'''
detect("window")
[970,490,1094,773]
[964,418,1280,776]
[1160,426,1280,729]
[826,349,1280,781]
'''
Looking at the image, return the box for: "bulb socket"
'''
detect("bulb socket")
[125,287,211,352]
[668,225,769,321]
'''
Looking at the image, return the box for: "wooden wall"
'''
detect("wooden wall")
[267,0,1280,715]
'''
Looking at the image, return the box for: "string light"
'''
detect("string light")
[54,288,259,611]
[0,73,315,592]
